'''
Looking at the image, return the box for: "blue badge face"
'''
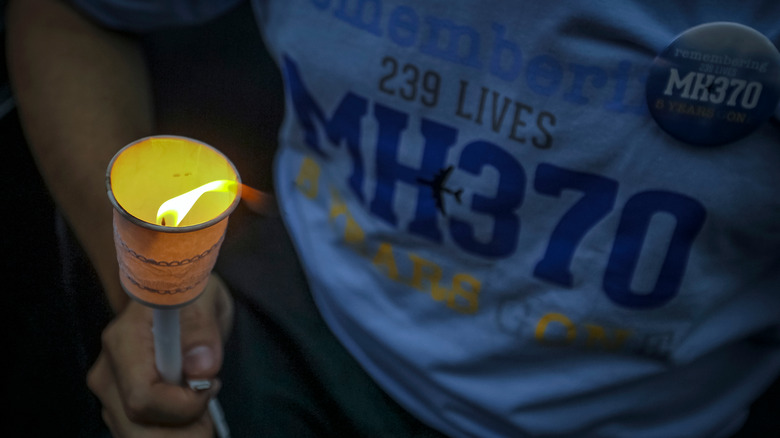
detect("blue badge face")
[646,22,780,146]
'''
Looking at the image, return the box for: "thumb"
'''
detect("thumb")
[183,344,219,378]
[180,297,224,379]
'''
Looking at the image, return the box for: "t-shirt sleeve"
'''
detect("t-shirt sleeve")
[69,0,243,32]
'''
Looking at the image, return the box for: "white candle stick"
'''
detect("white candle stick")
[153,308,183,384]
[152,307,231,438]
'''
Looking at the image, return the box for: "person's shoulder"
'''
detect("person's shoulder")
[69,0,244,33]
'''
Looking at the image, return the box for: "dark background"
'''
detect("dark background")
[2,1,778,436]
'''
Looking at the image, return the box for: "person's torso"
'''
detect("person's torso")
[256,2,780,436]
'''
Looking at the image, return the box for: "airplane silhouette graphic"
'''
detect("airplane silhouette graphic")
[417,165,463,215]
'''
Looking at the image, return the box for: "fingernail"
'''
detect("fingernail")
[188,379,212,391]
[184,345,215,374]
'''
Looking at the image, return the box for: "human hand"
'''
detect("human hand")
[88,275,234,437]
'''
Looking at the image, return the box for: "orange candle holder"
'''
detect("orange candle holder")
[106,135,241,308]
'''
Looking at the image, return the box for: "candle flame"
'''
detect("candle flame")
[156,179,237,227]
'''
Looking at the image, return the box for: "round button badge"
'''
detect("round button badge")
[646,22,780,146]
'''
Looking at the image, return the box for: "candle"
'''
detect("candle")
[107,135,238,437]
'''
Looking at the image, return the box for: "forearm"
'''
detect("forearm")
[7,0,154,311]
